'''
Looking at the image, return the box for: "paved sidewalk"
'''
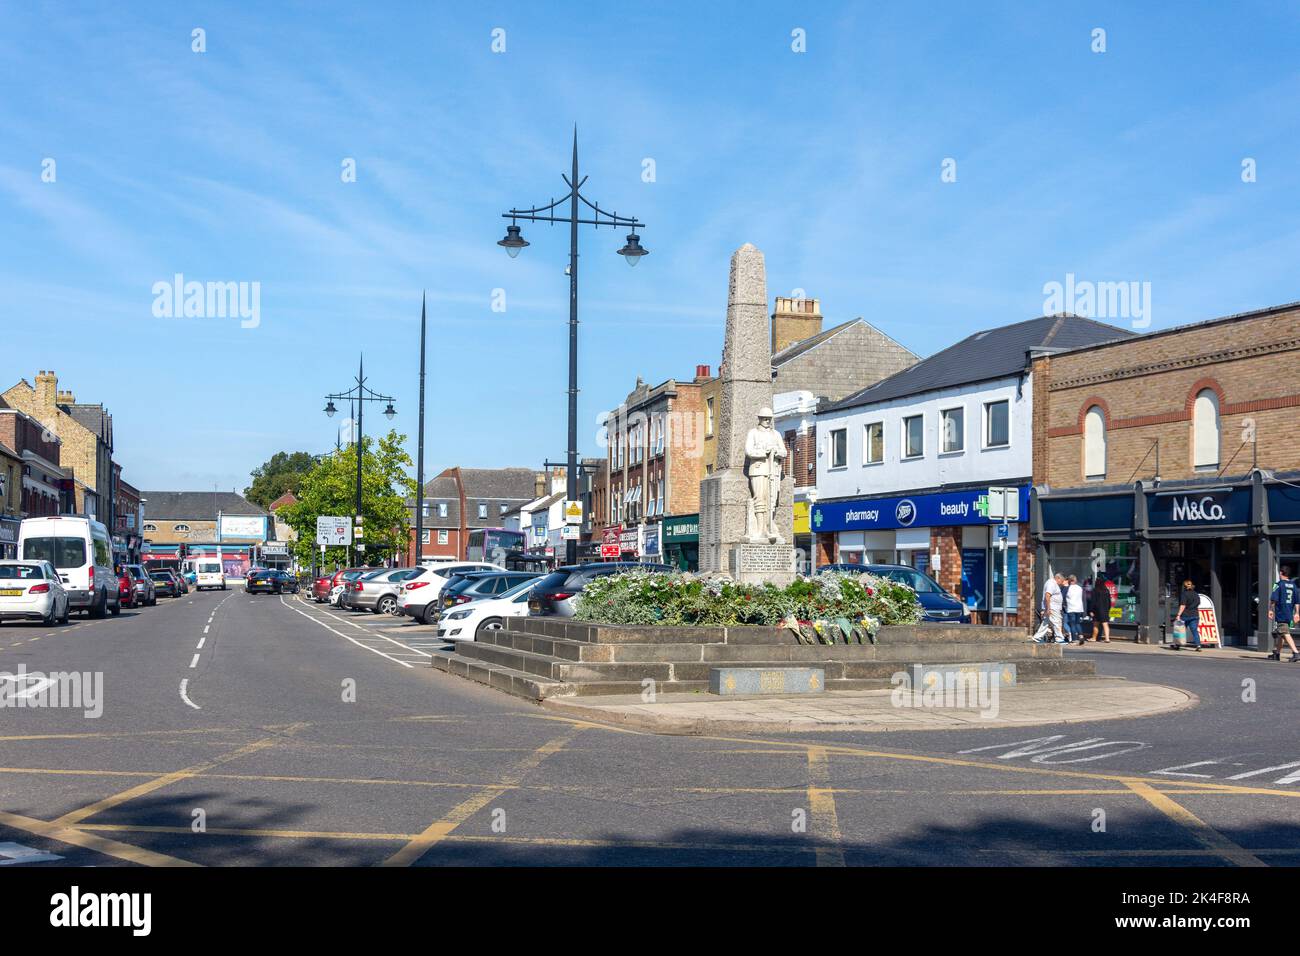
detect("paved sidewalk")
[1066,640,1288,662]
[541,677,1194,735]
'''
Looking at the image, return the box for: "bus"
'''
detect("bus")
[465,528,526,565]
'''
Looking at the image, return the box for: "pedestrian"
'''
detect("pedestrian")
[1173,578,1203,651]
[1065,574,1085,643]
[1266,565,1300,662]
[1088,573,1113,643]
[1032,572,1067,643]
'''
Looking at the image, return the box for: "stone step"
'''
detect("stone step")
[429,650,575,700]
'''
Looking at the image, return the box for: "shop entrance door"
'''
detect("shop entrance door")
[1157,540,1212,642]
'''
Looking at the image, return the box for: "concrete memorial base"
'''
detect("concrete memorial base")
[709,666,825,696]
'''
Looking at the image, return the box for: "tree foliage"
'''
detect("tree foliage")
[244,451,318,509]
[279,431,415,567]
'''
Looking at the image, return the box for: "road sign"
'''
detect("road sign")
[997,523,1009,539]
[316,516,351,546]
[564,500,584,526]
[560,525,579,540]
[987,487,1020,522]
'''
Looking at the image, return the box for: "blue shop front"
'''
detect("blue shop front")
[812,485,1032,626]
[1033,470,1300,646]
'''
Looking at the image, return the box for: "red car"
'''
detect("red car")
[312,574,333,603]
[117,569,137,608]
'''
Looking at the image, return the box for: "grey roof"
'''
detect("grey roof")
[140,491,267,521]
[823,314,1134,413]
[772,318,913,366]
[66,404,113,445]
[457,467,538,500]
[409,467,539,529]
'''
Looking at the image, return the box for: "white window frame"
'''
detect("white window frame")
[477,503,488,520]
[437,502,448,518]
[940,406,965,455]
[1084,406,1107,481]
[983,399,1011,449]
[829,428,848,469]
[902,415,925,460]
[437,529,448,545]
[1192,389,1221,471]
[863,421,884,465]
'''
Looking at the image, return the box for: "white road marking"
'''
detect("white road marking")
[196,638,205,650]
[0,842,62,865]
[279,596,415,668]
[316,606,434,658]
[203,625,210,634]
[179,679,201,710]
[189,654,200,669]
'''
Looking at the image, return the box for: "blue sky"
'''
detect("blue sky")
[3,1,1298,492]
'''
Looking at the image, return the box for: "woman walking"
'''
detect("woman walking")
[1087,574,1112,643]
[1174,579,1203,651]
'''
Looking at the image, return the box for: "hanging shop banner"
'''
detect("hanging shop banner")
[811,486,1029,534]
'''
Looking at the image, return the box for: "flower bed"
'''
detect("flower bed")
[573,570,922,642]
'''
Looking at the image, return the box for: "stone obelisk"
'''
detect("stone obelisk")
[698,243,795,584]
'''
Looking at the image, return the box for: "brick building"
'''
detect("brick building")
[3,371,116,526]
[140,491,270,577]
[406,467,539,563]
[1031,300,1300,646]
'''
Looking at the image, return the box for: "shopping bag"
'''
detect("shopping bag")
[1171,620,1187,642]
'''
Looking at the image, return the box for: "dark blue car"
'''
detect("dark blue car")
[817,563,971,624]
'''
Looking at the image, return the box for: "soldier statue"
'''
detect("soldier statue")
[744,407,787,544]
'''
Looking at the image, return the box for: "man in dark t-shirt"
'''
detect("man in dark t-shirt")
[1268,566,1300,662]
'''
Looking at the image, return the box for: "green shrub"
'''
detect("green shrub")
[573,570,922,640]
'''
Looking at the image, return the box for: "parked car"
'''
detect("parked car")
[273,569,300,594]
[150,570,180,598]
[328,568,374,606]
[196,559,227,591]
[182,569,198,587]
[345,567,421,615]
[436,578,538,641]
[117,567,138,609]
[312,574,333,603]
[817,563,970,624]
[125,564,156,606]
[174,571,190,595]
[527,562,674,617]
[439,571,541,614]
[399,562,503,625]
[0,560,70,625]
[18,515,120,618]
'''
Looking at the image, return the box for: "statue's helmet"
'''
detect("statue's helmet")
[758,407,774,420]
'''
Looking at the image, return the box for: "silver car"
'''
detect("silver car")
[346,567,421,615]
[0,560,71,625]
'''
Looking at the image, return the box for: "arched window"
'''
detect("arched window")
[1192,389,1220,469]
[174,523,191,533]
[1084,406,1107,480]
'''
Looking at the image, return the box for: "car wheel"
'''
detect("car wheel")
[421,604,438,626]
[110,593,121,616]
[476,617,504,639]
[377,595,397,616]
[90,589,107,619]
[59,600,70,625]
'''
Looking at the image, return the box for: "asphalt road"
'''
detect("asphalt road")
[1,587,1297,867]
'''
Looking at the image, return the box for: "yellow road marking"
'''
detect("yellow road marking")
[1125,780,1266,867]
[381,729,578,867]
[52,722,309,827]
[0,808,199,867]
[82,823,412,842]
[806,747,845,867]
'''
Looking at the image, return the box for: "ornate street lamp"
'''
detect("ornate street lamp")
[323,356,396,565]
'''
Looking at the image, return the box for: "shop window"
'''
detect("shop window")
[941,407,964,454]
[1084,406,1107,480]
[902,415,924,459]
[1192,389,1220,470]
[864,422,884,464]
[829,428,847,469]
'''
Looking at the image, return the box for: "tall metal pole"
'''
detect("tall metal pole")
[415,293,427,568]
[566,129,580,566]
[355,355,365,567]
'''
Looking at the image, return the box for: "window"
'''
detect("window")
[174,524,190,533]
[499,504,508,515]
[1192,389,1220,469]
[420,530,430,544]
[706,398,715,437]
[437,529,449,545]
[142,523,157,533]
[864,422,884,464]
[830,428,847,469]
[902,415,924,459]
[437,502,448,518]
[984,400,1010,448]
[1084,406,1107,480]
[941,407,964,453]
[477,503,487,519]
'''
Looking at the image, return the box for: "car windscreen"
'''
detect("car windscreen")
[0,564,43,580]
[22,536,87,570]
[879,569,942,594]
[199,563,221,573]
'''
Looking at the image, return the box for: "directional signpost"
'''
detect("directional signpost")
[316,516,352,547]
[987,488,1018,627]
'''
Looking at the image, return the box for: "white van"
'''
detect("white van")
[18,515,121,618]
[195,558,227,591]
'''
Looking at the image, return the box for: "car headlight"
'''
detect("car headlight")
[446,609,473,620]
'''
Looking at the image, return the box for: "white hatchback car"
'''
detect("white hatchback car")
[399,562,503,625]
[0,560,71,625]
[436,578,536,642]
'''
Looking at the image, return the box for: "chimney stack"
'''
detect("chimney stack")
[34,370,58,409]
[771,296,823,355]
[694,364,712,382]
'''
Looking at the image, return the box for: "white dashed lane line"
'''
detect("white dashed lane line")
[279,595,420,668]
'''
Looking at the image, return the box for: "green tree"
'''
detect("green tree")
[245,451,318,509]
[280,430,416,568]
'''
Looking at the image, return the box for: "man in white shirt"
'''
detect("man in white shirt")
[1065,574,1085,644]
[1032,572,1067,643]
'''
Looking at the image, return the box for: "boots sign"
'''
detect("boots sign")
[1147,489,1248,528]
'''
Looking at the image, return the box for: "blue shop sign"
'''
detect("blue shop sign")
[1146,488,1250,529]
[811,486,1029,533]
[1268,485,1300,526]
